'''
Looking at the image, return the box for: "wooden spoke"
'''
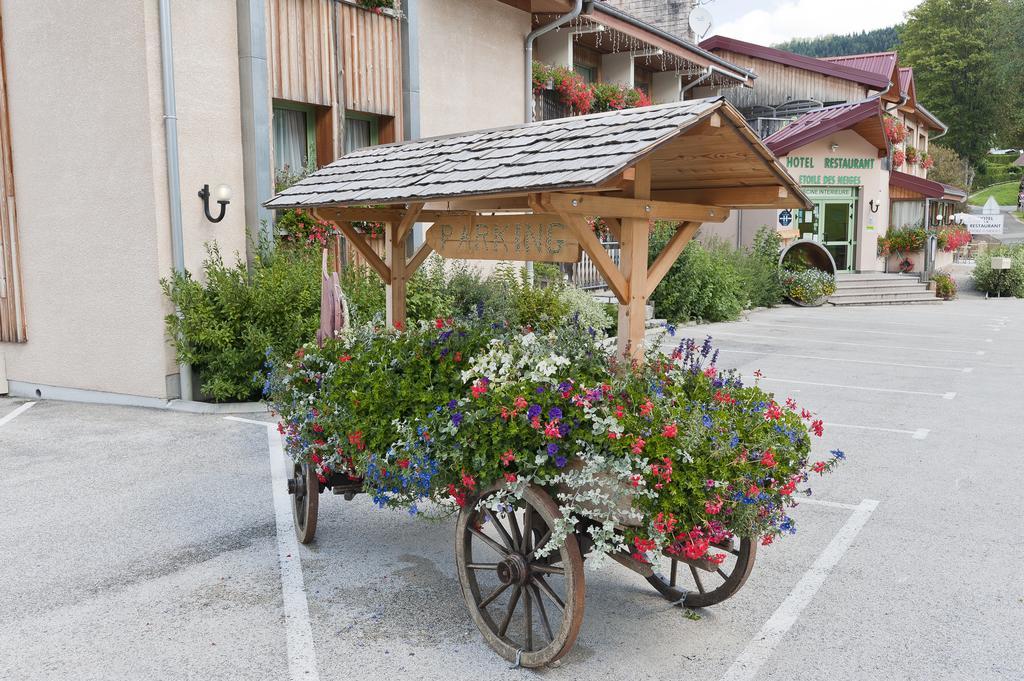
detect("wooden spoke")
[470,526,511,557]
[507,511,523,552]
[716,567,729,580]
[670,559,678,588]
[498,586,522,637]
[522,507,532,554]
[533,576,565,611]
[466,563,499,571]
[530,564,564,576]
[487,513,516,551]
[523,586,533,652]
[478,582,511,610]
[531,584,554,642]
[527,529,552,560]
[690,565,706,594]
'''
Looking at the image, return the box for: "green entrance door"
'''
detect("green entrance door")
[796,189,858,271]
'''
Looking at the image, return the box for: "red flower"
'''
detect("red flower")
[747,483,761,497]
[435,318,444,329]
[812,461,827,474]
[615,405,624,419]
[705,498,723,515]
[706,552,726,565]
[295,348,305,359]
[662,423,678,438]
[800,408,812,420]
[761,450,777,468]
[397,459,410,469]
[811,419,824,437]
[640,399,653,417]
[704,366,717,378]
[544,420,561,439]
[338,354,352,363]
[503,472,518,484]
[500,450,516,467]
[630,474,642,488]
[761,534,775,546]
[780,480,797,496]
[454,351,462,363]
[461,472,477,490]
[631,437,646,454]
[608,431,619,440]
[764,403,783,421]
[471,380,488,399]
[393,320,404,331]
[513,396,528,409]
[447,484,467,508]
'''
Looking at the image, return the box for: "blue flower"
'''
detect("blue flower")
[451,412,463,427]
[729,434,740,448]
[535,385,546,394]
[448,399,458,410]
[831,449,846,460]
[527,404,542,419]
[547,443,559,456]
[549,407,563,420]
[702,414,713,428]
[666,323,676,336]
[555,456,567,468]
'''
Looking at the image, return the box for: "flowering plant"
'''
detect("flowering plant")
[266,317,843,564]
[883,115,907,144]
[532,62,653,118]
[932,270,957,299]
[590,82,652,113]
[937,225,971,252]
[920,153,934,171]
[352,220,386,238]
[905,146,919,166]
[878,226,926,256]
[355,0,397,15]
[780,268,836,305]
[891,148,906,169]
[276,209,339,248]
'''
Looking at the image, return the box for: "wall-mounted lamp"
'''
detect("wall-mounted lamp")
[199,184,231,223]
[830,143,839,153]
[868,199,880,213]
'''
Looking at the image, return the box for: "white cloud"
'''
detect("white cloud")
[713,0,923,46]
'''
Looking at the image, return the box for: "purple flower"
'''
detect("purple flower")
[555,456,568,468]
[447,399,458,410]
[547,443,559,456]
[527,404,542,419]
[451,412,463,427]
[558,422,571,437]
[558,381,572,393]
[549,407,563,420]
[535,385,546,394]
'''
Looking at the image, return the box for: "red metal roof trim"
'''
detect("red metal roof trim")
[823,52,899,80]
[889,170,946,199]
[699,36,892,89]
[763,98,885,157]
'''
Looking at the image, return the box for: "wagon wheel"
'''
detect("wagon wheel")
[647,536,757,608]
[455,484,585,668]
[289,462,319,544]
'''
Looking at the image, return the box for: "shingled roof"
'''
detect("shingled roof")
[763,98,888,157]
[266,97,808,210]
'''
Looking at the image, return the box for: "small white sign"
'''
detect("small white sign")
[953,212,1004,235]
[982,196,1001,215]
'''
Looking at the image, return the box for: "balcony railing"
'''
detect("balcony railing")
[569,239,620,290]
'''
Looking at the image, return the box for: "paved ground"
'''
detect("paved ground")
[2,295,1023,680]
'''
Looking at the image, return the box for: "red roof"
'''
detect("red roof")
[763,98,885,156]
[823,52,899,80]
[699,36,892,89]
[890,170,965,201]
[898,67,914,98]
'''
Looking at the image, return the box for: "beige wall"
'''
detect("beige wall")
[418,0,529,138]
[0,0,248,399]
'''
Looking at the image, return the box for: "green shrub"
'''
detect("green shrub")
[337,263,385,325]
[649,226,745,322]
[406,255,454,322]
[735,226,784,308]
[780,268,837,305]
[973,245,1024,296]
[932,271,957,299]
[161,243,321,402]
[556,285,613,333]
[878,226,926,255]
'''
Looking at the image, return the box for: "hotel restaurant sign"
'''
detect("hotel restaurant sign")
[785,155,877,187]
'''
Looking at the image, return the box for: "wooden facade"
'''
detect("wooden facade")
[268,0,336,107]
[0,12,24,343]
[716,50,871,110]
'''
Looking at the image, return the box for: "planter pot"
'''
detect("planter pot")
[789,295,829,307]
[778,240,837,276]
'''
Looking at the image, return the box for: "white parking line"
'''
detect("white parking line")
[742,321,993,343]
[0,401,35,427]
[720,499,879,681]
[758,377,956,400]
[796,498,862,511]
[226,416,320,681]
[715,348,970,373]
[674,331,985,356]
[825,422,930,439]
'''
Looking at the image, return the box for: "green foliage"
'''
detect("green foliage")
[337,263,385,325]
[900,0,998,162]
[648,226,745,323]
[973,244,1024,296]
[406,256,454,322]
[969,180,1021,206]
[989,0,1024,148]
[932,271,957,299]
[734,227,785,309]
[161,243,321,402]
[927,144,975,190]
[774,26,900,57]
[878,226,927,255]
[780,269,837,305]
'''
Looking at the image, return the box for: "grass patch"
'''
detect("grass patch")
[968,181,1019,206]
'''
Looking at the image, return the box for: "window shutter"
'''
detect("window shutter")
[0,14,25,343]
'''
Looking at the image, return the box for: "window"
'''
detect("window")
[573,63,596,85]
[272,102,316,178]
[0,15,25,343]
[344,112,379,154]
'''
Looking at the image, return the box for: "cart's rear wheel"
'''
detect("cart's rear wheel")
[455,485,585,668]
[647,536,756,608]
[289,462,319,544]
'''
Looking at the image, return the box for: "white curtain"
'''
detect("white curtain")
[344,118,371,154]
[890,200,924,229]
[273,108,308,173]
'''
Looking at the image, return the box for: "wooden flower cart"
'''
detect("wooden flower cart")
[267,97,809,667]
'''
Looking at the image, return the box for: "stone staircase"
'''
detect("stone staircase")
[830,272,940,306]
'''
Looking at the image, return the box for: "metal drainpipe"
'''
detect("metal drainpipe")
[679,66,712,100]
[524,0,583,283]
[158,0,192,401]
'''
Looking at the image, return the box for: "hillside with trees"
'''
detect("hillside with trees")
[773,27,900,57]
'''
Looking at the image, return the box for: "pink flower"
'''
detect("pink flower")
[662,423,678,438]
[761,450,777,468]
[705,498,723,515]
[812,461,826,474]
[811,419,824,437]
[500,450,515,467]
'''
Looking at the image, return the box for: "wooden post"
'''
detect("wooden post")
[617,160,652,359]
[385,204,424,328]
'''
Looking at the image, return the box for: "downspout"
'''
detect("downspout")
[401,0,423,248]
[679,66,712,100]
[158,0,192,401]
[525,0,583,283]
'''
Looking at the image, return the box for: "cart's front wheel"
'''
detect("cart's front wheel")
[455,485,585,668]
[647,536,756,608]
[289,462,319,544]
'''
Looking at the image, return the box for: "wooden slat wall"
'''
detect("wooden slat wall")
[338,2,402,119]
[0,12,25,343]
[268,0,335,107]
[717,50,870,110]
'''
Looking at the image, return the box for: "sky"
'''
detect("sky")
[702,0,924,45]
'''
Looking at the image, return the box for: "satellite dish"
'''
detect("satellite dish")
[689,6,714,39]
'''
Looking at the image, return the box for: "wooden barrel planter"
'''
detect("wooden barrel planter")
[778,241,837,307]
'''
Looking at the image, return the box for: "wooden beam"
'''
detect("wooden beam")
[651,186,786,207]
[395,203,424,242]
[316,206,474,223]
[543,192,728,223]
[617,159,652,359]
[325,216,391,283]
[645,222,700,298]
[406,239,434,276]
[386,222,406,328]
[557,210,628,305]
[603,216,621,242]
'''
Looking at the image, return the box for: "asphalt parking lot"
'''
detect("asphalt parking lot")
[2,295,1023,680]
